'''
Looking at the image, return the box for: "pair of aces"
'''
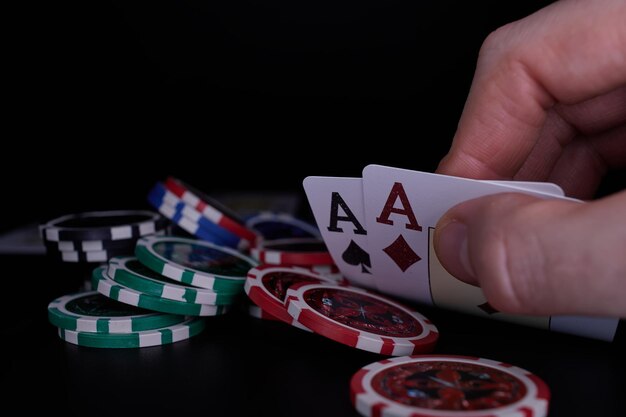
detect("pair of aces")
[304,164,619,342]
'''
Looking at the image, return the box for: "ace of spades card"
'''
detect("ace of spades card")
[303,176,377,290]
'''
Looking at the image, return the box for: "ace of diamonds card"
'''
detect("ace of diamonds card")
[361,164,561,328]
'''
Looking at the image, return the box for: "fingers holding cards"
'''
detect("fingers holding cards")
[303,169,571,304]
[303,167,619,341]
[304,165,618,340]
[360,165,577,306]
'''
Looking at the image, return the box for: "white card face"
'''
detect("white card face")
[486,180,564,196]
[361,164,576,306]
[303,176,378,290]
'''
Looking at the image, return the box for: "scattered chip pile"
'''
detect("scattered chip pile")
[43,177,551,417]
[42,178,341,349]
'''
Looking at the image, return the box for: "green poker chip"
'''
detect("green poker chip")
[107,257,240,306]
[57,317,206,348]
[48,291,185,333]
[91,267,229,317]
[135,236,257,292]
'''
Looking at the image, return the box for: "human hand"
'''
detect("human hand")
[434,0,626,317]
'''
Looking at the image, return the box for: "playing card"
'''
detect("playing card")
[486,180,564,196]
[362,165,578,304]
[360,165,618,340]
[303,176,377,290]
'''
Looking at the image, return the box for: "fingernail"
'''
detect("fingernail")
[436,220,477,285]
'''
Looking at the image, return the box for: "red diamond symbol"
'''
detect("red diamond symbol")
[383,235,421,272]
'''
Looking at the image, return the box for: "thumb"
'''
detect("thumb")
[433,191,626,317]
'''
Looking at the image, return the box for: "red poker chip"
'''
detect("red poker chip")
[247,303,281,322]
[297,264,347,285]
[244,265,339,331]
[350,355,550,417]
[284,283,438,356]
[250,238,334,266]
[299,264,340,274]
[164,177,258,245]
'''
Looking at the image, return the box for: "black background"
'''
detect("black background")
[4,2,626,416]
[5,0,624,227]
[11,0,624,227]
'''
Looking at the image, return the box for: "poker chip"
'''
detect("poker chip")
[250,238,334,266]
[47,246,135,263]
[135,236,256,292]
[245,212,320,240]
[47,291,185,333]
[247,303,281,322]
[244,265,338,331]
[147,182,248,250]
[41,210,167,242]
[284,283,438,355]
[300,264,340,275]
[350,355,550,417]
[57,317,206,348]
[298,264,346,284]
[92,266,228,317]
[107,257,240,306]
[44,234,161,252]
[165,177,258,245]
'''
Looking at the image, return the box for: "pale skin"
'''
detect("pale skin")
[433,0,626,317]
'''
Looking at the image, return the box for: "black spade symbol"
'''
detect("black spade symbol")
[341,240,371,274]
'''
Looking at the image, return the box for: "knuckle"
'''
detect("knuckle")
[479,23,518,61]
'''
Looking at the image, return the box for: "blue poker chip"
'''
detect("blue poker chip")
[147,183,248,250]
[245,212,320,241]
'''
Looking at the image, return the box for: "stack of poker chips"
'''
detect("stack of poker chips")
[243,264,439,355]
[243,212,349,322]
[48,235,257,348]
[40,210,168,263]
[240,207,440,356]
[243,211,340,281]
[147,178,258,251]
[48,292,205,348]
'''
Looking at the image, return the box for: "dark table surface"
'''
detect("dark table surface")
[4,253,625,417]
